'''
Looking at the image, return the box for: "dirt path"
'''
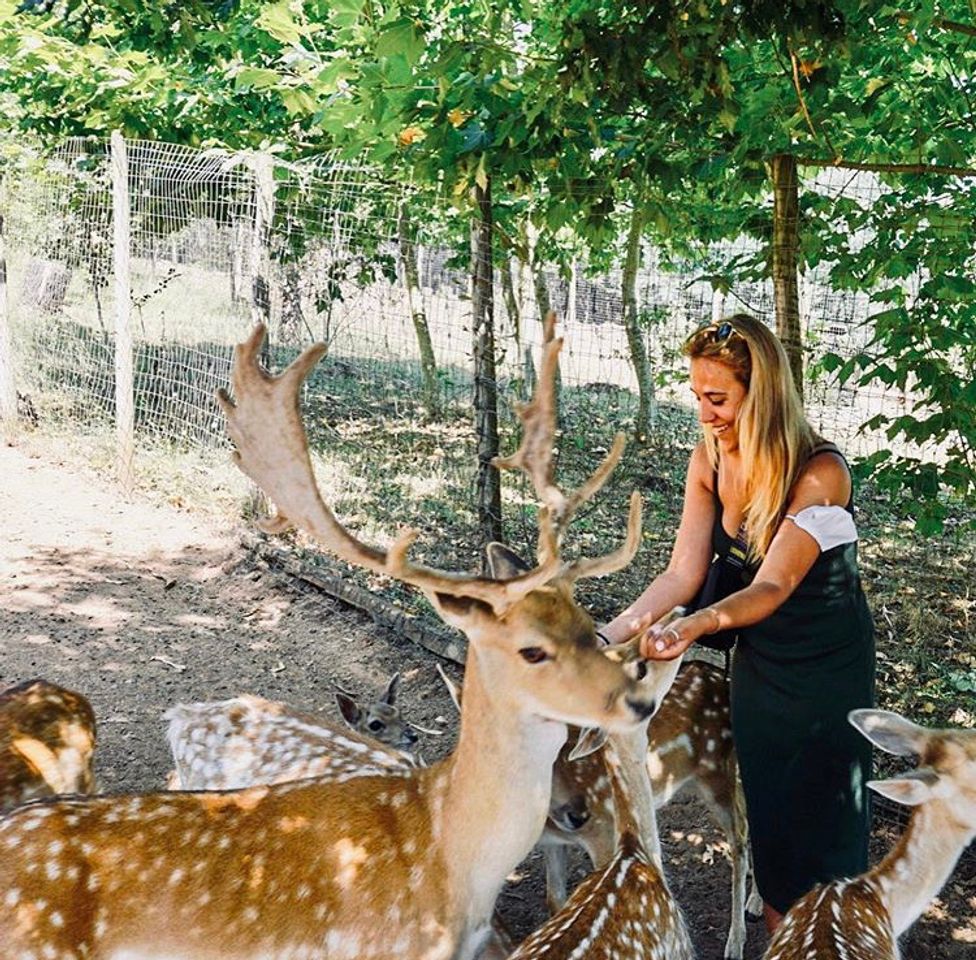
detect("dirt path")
[2,442,971,958]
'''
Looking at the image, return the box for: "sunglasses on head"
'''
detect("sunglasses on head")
[688,320,741,346]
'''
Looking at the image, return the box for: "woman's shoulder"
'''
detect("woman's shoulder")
[793,443,852,506]
[688,441,715,490]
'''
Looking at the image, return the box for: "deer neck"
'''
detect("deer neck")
[871,799,976,937]
[434,649,568,922]
[607,725,662,866]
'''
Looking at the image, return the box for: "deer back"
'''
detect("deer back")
[511,655,695,960]
[0,679,95,813]
[335,671,420,752]
[165,693,416,791]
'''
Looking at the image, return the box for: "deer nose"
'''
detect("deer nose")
[626,696,656,720]
[551,798,590,832]
[565,806,590,830]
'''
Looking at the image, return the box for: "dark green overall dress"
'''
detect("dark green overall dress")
[714,450,875,914]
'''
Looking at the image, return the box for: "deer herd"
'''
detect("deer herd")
[1,319,974,960]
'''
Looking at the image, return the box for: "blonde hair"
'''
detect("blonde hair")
[683,313,817,561]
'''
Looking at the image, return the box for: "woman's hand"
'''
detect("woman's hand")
[639,608,716,660]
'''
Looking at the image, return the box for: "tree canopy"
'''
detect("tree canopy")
[1,0,974,528]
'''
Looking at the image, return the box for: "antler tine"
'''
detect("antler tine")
[492,312,567,522]
[492,313,641,579]
[218,325,560,613]
[494,315,631,539]
[563,490,643,582]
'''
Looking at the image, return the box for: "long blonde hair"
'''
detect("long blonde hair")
[684,313,817,561]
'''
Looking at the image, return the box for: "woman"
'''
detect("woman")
[600,313,875,932]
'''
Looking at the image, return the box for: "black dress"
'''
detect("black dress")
[712,452,876,914]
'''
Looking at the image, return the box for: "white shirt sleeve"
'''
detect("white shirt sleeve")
[785,505,858,552]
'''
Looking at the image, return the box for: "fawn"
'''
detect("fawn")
[0,317,657,960]
[544,658,761,960]
[164,672,418,790]
[0,678,96,813]
[764,708,976,959]
[334,671,420,751]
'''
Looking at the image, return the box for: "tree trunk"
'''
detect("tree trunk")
[770,154,804,398]
[471,178,503,552]
[500,257,529,400]
[622,207,655,442]
[0,196,16,426]
[397,204,440,417]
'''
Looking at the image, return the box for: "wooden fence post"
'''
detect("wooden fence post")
[111,131,134,486]
[249,153,274,329]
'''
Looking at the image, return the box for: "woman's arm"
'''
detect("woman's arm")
[599,443,716,645]
[642,451,852,659]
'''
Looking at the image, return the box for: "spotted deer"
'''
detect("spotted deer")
[0,678,96,814]
[164,672,418,791]
[509,636,695,960]
[544,658,762,960]
[764,708,976,960]
[0,319,656,960]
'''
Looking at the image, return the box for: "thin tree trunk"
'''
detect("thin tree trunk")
[770,154,804,398]
[0,181,16,427]
[622,207,655,442]
[500,258,528,399]
[471,178,502,552]
[398,204,440,417]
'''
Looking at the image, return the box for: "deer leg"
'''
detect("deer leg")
[697,772,748,960]
[542,838,571,915]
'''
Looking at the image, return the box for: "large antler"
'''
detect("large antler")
[492,312,642,580]
[217,325,560,613]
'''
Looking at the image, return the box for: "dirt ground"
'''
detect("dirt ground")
[1,441,973,958]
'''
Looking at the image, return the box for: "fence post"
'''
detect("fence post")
[0,170,16,429]
[249,152,274,333]
[111,131,134,486]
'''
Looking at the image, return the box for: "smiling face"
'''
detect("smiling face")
[689,357,748,449]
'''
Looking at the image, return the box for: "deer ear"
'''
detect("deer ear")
[383,672,401,705]
[334,692,361,728]
[486,543,531,581]
[568,727,609,761]
[431,593,494,629]
[868,768,940,807]
[849,709,931,757]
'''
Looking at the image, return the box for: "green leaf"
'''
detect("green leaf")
[234,67,281,91]
[256,2,305,46]
[375,18,424,66]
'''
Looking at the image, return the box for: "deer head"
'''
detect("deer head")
[334,672,420,752]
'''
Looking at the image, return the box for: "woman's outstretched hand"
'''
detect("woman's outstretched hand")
[639,606,714,660]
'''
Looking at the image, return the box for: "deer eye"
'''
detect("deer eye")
[519,646,550,664]
[367,719,384,732]
[629,660,648,681]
